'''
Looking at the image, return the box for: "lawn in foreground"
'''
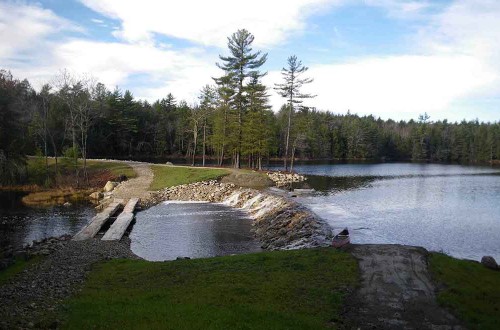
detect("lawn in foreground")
[150,165,229,190]
[429,253,500,330]
[61,248,358,329]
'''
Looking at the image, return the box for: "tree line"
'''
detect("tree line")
[1,29,499,185]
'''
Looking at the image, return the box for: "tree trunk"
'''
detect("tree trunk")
[202,120,206,167]
[284,102,292,171]
[290,140,297,173]
[192,122,198,166]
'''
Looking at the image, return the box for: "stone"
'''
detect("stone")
[89,192,103,200]
[166,161,173,165]
[117,174,128,182]
[103,181,118,192]
[481,256,498,270]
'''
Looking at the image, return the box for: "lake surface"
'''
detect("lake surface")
[130,201,262,261]
[276,163,500,261]
[0,191,95,250]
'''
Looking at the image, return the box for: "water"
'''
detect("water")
[281,163,500,261]
[130,201,262,261]
[0,191,95,250]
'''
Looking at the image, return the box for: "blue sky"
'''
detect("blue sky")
[1,0,499,122]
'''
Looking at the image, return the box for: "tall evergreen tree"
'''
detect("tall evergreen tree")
[215,29,267,168]
[274,55,315,171]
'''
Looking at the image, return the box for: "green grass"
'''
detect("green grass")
[26,157,136,186]
[0,256,43,285]
[150,165,230,190]
[429,253,500,330]
[85,160,136,179]
[61,248,358,329]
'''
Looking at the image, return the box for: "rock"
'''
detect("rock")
[89,192,103,200]
[481,256,498,270]
[166,161,173,165]
[117,174,128,182]
[103,181,118,192]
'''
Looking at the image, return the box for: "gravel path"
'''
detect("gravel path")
[112,162,153,202]
[342,244,464,329]
[0,238,138,329]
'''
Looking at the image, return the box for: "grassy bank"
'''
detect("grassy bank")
[26,157,136,187]
[150,165,230,190]
[4,158,137,206]
[429,253,500,330]
[60,248,358,329]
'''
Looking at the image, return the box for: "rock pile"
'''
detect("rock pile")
[148,180,332,250]
[267,171,306,187]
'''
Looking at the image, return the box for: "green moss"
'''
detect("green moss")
[61,248,358,329]
[429,253,500,330]
[150,165,230,190]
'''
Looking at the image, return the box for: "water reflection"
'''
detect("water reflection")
[130,202,262,261]
[0,192,95,250]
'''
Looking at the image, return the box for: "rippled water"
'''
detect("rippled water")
[130,201,262,261]
[0,191,95,250]
[283,163,500,261]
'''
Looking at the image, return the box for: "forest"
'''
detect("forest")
[1,29,499,185]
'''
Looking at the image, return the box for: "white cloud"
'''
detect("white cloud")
[267,55,495,117]
[363,0,434,19]
[267,0,500,121]
[79,0,343,47]
[0,1,79,60]
[53,40,219,101]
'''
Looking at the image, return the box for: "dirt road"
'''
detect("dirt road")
[342,244,464,329]
[111,162,153,202]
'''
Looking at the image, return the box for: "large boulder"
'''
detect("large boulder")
[481,256,498,270]
[104,181,118,192]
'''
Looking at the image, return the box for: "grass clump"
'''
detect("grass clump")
[0,256,43,285]
[429,253,500,330]
[150,165,229,190]
[61,248,358,329]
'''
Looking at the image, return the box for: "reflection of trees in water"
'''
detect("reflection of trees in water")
[296,175,379,194]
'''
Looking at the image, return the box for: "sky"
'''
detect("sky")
[1,0,499,122]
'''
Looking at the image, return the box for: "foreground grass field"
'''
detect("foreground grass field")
[60,248,358,329]
[150,165,230,190]
[429,253,500,330]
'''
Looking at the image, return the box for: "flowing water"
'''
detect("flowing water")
[0,191,95,251]
[130,201,262,261]
[272,163,500,261]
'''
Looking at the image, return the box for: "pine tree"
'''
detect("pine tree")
[215,29,267,168]
[242,73,272,169]
[274,55,315,171]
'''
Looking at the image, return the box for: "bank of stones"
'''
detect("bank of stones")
[0,237,137,329]
[149,180,332,250]
[266,171,306,187]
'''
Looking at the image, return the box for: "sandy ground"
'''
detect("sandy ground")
[342,244,464,329]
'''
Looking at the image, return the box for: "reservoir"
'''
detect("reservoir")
[280,163,500,261]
